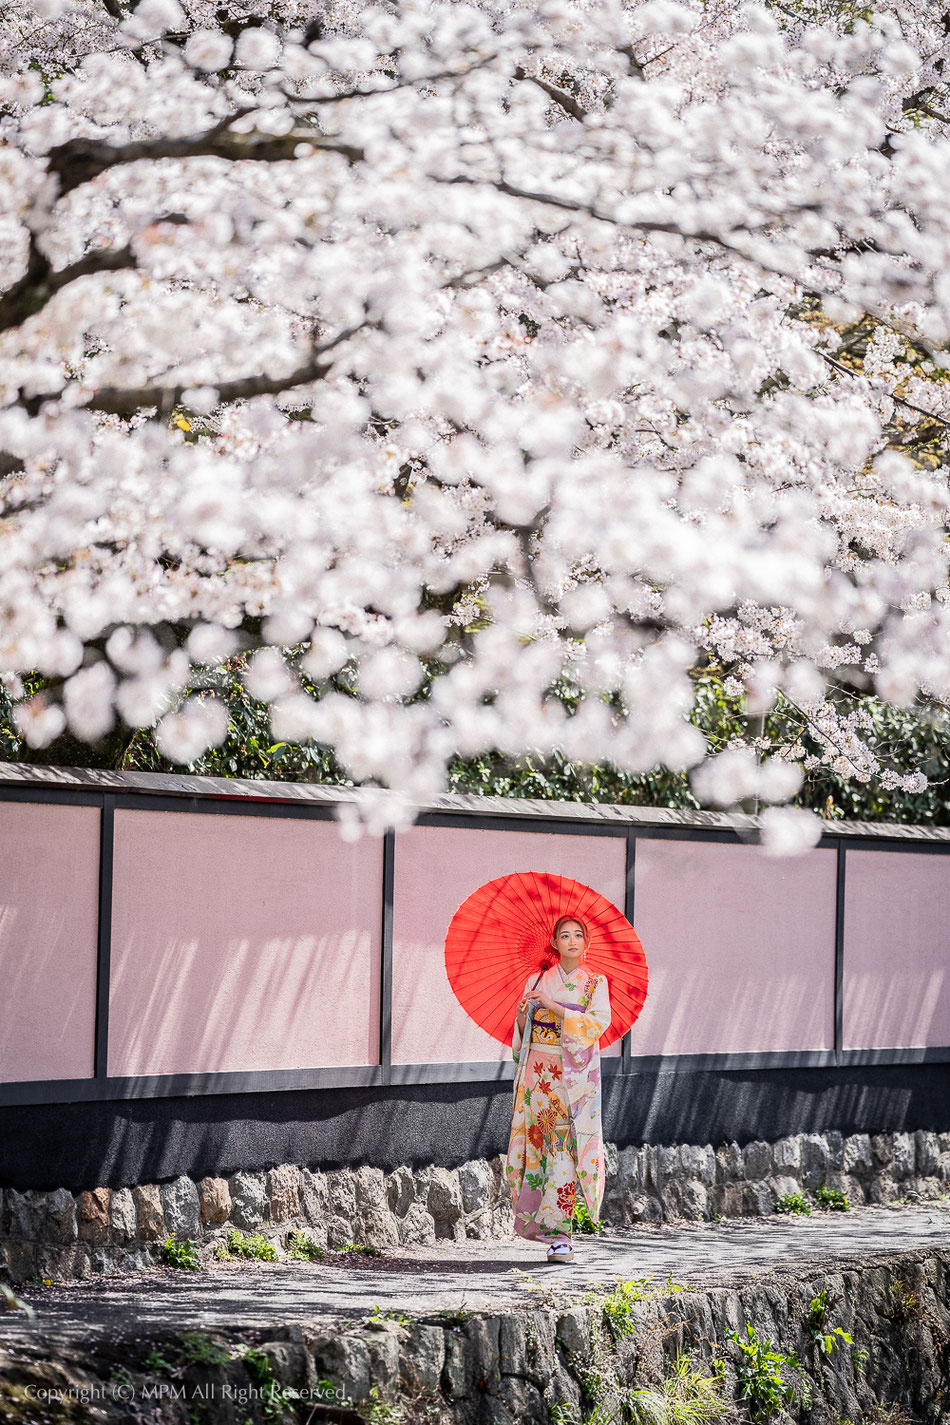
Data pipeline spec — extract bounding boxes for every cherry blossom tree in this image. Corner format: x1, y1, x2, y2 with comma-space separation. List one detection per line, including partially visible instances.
2, 0, 949, 850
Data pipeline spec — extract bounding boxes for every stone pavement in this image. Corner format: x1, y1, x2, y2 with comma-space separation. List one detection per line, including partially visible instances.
1, 1200, 947, 1353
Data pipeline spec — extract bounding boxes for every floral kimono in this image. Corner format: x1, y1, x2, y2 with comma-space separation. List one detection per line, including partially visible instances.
505, 962, 611, 1242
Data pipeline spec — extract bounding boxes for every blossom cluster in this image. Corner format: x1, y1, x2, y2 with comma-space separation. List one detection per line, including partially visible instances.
1, 0, 949, 853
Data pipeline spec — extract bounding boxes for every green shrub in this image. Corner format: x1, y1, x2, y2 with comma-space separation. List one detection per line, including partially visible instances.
177, 1333, 231, 1366
161, 1237, 200, 1270
218, 1229, 277, 1261
725, 1323, 807, 1421
815, 1184, 850, 1211
773, 1191, 813, 1216
241, 1347, 296, 1423
572, 1199, 604, 1235
286, 1230, 325, 1261
805, 1290, 854, 1355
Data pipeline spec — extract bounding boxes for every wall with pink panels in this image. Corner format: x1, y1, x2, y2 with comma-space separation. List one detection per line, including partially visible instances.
108, 810, 383, 1076
629, 838, 838, 1056
843, 849, 950, 1050
391, 825, 627, 1063
0, 802, 100, 1082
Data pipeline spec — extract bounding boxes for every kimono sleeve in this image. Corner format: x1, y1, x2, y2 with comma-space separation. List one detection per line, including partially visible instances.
511, 977, 532, 1063
562, 973, 611, 1050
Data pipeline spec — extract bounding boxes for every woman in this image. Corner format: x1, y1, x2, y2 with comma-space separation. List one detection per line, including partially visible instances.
505, 915, 611, 1263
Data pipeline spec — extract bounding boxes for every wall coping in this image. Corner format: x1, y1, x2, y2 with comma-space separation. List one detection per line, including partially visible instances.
1, 759, 948, 842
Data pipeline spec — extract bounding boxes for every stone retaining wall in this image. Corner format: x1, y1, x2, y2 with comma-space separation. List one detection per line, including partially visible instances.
3, 1245, 949, 1423
3, 1129, 949, 1285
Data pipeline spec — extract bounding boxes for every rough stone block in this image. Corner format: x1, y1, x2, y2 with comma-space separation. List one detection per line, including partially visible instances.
160, 1176, 200, 1239
362, 1331, 400, 1407
601, 1185, 634, 1228
868, 1174, 899, 1205
387, 1166, 415, 1218
742, 1140, 773, 1180
399, 1323, 445, 1394
300, 1169, 328, 1223
843, 1134, 873, 1176
35, 1245, 80, 1281
773, 1135, 802, 1173
498, 1314, 528, 1379
679, 1144, 715, 1185
354, 1165, 387, 1211
326, 1215, 354, 1248
5, 1189, 45, 1239
78, 1188, 111, 1247
709, 1183, 743, 1218
2, 1239, 35, 1283
266, 1165, 301, 1223
356, 1207, 400, 1251
937, 1152, 950, 1184
45, 1188, 78, 1245
892, 1132, 915, 1180
871, 1134, 894, 1167
769, 1175, 800, 1203
825, 1130, 844, 1169
626, 1193, 664, 1223
655, 1144, 677, 1187
199, 1177, 231, 1224
556, 1307, 592, 1360
229, 1171, 267, 1230
742, 1182, 773, 1216
915, 1130, 940, 1176
915, 1176, 944, 1200
312, 1333, 371, 1406
459, 1159, 493, 1215
441, 1333, 468, 1401
674, 1179, 708, 1220
110, 1188, 137, 1244
398, 1202, 437, 1245
715, 1142, 743, 1183
327, 1169, 357, 1220
427, 1167, 463, 1234
801, 1134, 830, 1189
133, 1185, 165, 1241
614, 1145, 641, 1194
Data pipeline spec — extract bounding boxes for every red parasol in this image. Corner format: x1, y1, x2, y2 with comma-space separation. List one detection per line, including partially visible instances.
443, 871, 647, 1051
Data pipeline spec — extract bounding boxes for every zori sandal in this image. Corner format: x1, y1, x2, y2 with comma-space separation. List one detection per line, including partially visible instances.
546, 1241, 575, 1263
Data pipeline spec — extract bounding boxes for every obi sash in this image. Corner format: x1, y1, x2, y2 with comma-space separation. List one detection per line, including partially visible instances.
530, 1012, 561, 1046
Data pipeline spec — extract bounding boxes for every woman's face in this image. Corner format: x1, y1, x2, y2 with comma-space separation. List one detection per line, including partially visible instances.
554, 920, 586, 962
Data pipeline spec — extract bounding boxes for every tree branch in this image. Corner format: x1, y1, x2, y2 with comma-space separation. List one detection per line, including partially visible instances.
46, 126, 364, 196
0, 240, 136, 334
22, 319, 373, 418
513, 66, 587, 122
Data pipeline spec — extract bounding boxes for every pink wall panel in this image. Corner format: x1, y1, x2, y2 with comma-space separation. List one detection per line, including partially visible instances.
843, 849, 950, 1049
630, 839, 837, 1056
0, 802, 100, 1082
109, 810, 382, 1075
392, 827, 627, 1063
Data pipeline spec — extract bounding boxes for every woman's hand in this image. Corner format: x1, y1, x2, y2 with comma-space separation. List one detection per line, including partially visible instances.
533, 991, 565, 1021
516, 997, 530, 1033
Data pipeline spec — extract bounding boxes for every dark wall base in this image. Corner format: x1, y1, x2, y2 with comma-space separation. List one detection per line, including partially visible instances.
1, 1063, 948, 1192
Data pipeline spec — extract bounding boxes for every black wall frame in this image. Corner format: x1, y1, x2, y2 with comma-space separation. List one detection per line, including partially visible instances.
2, 776, 949, 1110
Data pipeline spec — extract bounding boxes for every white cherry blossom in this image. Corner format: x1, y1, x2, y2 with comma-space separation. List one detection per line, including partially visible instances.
1, 0, 949, 853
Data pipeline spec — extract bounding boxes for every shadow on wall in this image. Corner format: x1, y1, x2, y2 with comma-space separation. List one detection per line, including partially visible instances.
107, 809, 384, 1077
0, 1065, 948, 1192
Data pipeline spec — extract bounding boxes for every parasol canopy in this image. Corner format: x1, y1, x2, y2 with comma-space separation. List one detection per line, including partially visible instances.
443, 871, 648, 1050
